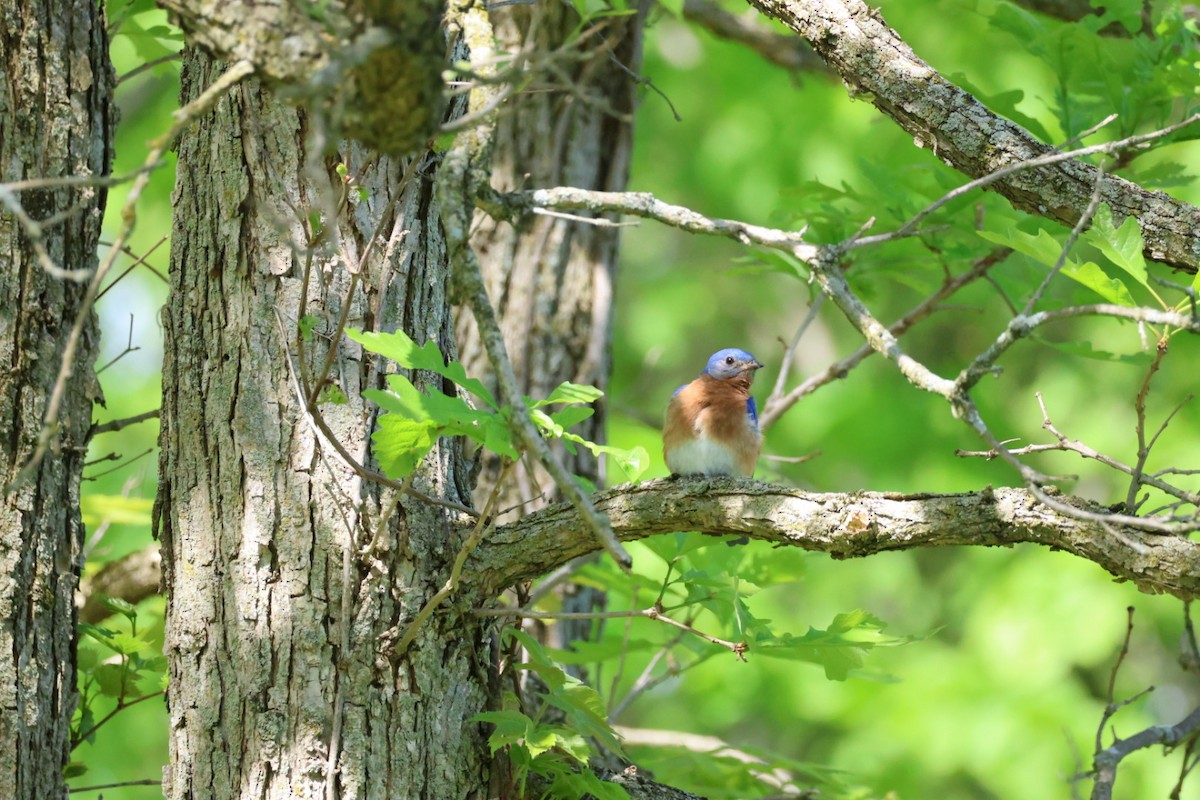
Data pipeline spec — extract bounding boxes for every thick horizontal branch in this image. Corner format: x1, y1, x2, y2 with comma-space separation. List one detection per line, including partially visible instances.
470, 478, 1200, 600
745, 0, 1200, 272
77, 545, 161, 624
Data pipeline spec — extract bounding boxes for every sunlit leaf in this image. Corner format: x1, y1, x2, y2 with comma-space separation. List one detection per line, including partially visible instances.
348, 328, 497, 408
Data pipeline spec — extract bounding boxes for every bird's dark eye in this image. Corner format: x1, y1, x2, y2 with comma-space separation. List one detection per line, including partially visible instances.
725, 356, 735, 365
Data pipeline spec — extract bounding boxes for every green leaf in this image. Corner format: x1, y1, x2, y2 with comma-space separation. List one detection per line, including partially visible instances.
1031, 336, 1154, 364
481, 415, 520, 460
93, 663, 129, 697
298, 314, 320, 341
549, 405, 595, 430
473, 709, 533, 754
603, 444, 649, 482
77, 643, 99, 671
79, 623, 116, 644
1085, 205, 1149, 290
977, 227, 1135, 306
317, 383, 348, 405
347, 328, 497, 408
536, 381, 605, 406
755, 609, 915, 680
524, 723, 563, 758
369, 413, 438, 478
99, 595, 138, 625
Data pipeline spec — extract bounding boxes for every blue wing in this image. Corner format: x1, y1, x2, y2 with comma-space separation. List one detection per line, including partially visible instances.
746, 396, 759, 428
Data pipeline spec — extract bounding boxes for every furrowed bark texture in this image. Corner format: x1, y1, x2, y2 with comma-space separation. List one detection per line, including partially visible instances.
157, 50, 491, 800
460, 2, 644, 517
0, 2, 113, 797
746, 0, 1200, 272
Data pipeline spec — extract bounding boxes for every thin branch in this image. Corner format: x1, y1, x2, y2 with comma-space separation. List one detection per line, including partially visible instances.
95, 314, 141, 374
394, 461, 514, 657
1021, 162, 1108, 315
760, 248, 1008, 427
957, 393, 1200, 508
766, 293, 824, 409
1092, 706, 1200, 800
89, 409, 161, 438
82, 448, 154, 481
116, 52, 183, 86
474, 604, 748, 659
1125, 339, 1169, 511
681, 0, 828, 73
69, 779, 162, 794
71, 690, 165, 749
95, 234, 169, 301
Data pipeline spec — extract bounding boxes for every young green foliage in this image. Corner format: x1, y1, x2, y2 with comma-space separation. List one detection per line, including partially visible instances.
347, 328, 647, 483
72, 598, 167, 759
473, 628, 629, 800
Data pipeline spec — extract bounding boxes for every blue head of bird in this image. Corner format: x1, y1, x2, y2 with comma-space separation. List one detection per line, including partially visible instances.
703, 348, 764, 381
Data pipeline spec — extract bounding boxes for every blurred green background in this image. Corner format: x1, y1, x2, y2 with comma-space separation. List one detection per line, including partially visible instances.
80, 0, 1200, 797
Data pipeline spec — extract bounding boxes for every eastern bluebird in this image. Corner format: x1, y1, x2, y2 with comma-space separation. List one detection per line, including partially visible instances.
662, 348, 764, 477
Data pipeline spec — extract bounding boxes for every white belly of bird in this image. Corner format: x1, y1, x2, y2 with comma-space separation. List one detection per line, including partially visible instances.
664, 437, 741, 476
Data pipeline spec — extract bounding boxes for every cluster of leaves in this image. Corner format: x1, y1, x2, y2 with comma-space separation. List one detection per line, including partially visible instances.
475, 629, 630, 800
107, 0, 183, 65
508, 533, 919, 797
990, 0, 1200, 148
68, 597, 167, 778
981, 202, 1200, 311
346, 329, 648, 486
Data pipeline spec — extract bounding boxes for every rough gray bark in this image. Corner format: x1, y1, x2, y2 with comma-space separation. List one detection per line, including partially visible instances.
156, 50, 489, 800
746, 0, 1200, 272
0, 2, 113, 798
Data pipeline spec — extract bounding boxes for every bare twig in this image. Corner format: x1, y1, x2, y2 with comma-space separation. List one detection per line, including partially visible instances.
760, 247, 1008, 427
1022, 163, 1108, 315
95, 315, 141, 374
958, 393, 1200, 509
89, 409, 161, 438
96, 235, 169, 301
1125, 339, 1169, 512
69, 779, 163, 793
681, 0, 828, 73
474, 604, 749, 659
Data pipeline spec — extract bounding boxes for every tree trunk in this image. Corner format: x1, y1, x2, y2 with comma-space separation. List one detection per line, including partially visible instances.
460, 1, 645, 514
0, 2, 113, 798
157, 51, 491, 799
457, 1, 646, 660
